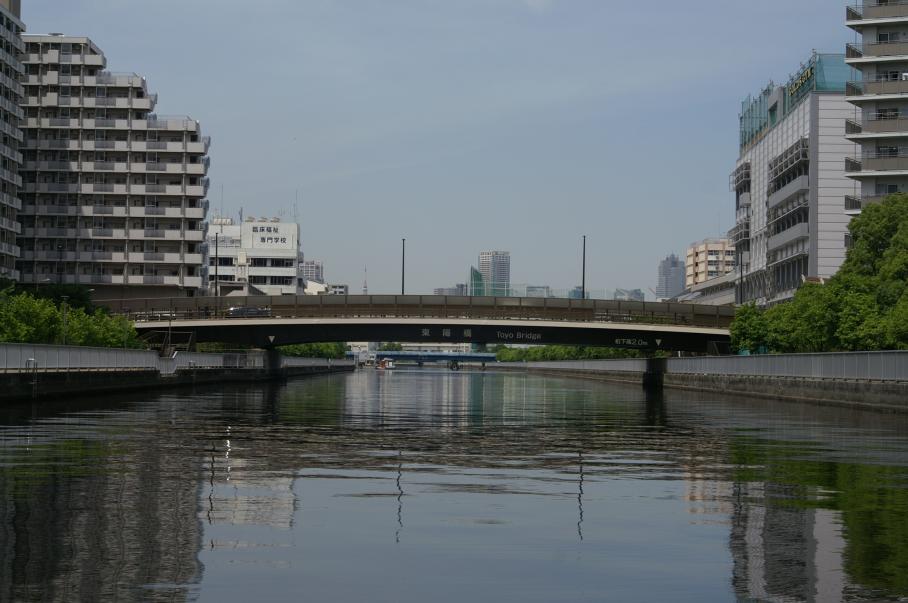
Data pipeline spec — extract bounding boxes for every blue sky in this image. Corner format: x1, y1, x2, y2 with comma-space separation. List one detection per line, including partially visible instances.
25, 0, 850, 295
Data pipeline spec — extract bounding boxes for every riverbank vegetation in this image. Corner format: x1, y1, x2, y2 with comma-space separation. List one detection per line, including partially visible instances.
493, 345, 643, 362
0, 285, 142, 347
730, 194, 908, 353
279, 342, 348, 359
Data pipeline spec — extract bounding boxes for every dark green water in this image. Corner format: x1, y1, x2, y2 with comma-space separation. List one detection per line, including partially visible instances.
1, 369, 907, 602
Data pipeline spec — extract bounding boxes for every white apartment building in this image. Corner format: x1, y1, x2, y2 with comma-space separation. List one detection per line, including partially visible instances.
685, 238, 735, 288
0, 2, 23, 281
208, 217, 302, 296
18, 34, 210, 298
478, 250, 510, 296
730, 52, 852, 305
300, 259, 324, 284
844, 3, 908, 211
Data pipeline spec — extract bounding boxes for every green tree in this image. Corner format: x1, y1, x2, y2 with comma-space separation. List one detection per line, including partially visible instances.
279, 342, 347, 359
729, 193, 908, 352
729, 303, 767, 353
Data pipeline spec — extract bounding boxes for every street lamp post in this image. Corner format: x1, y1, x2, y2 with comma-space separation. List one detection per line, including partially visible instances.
401, 238, 406, 295
61, 295, 69, 346
581, 235, 587, 300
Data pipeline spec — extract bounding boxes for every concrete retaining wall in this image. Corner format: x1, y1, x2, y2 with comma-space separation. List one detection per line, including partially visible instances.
493, 355, 908, 413
663, 373, 908, 413
1, 364, 355, 404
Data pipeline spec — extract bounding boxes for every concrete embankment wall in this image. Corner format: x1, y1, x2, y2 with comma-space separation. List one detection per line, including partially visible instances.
495, 352, 908, 413
2, 365, 355, 403
0, 343, 355, 404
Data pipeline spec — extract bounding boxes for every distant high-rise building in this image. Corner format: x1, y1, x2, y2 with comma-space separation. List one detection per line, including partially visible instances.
686, 238, 735, 288
300, 259, 324, 283
656, 253, 686, 300
613, 288, 645, 302
0, 1, 22, 282
478, 250, 510, 296
525, 285, 552, 298
18, 34, 210, 298
568, 286, 589, 300
469, 266, 485, 296
434, 283, 467, 296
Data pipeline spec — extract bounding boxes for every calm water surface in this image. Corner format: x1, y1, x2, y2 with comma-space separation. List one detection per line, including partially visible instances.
1, 369, 908, 602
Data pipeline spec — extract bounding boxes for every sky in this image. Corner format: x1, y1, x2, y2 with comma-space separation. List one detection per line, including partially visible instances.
24, 0, 850, 296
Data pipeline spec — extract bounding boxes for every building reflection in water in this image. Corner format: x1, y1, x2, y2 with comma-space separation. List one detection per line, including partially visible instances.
0, 371, 906, 601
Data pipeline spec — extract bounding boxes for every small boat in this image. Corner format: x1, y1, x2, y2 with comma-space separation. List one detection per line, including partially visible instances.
376, 359, 395, 370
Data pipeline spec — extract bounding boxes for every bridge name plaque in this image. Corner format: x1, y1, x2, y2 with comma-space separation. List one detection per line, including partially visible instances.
494, 330, 543, 342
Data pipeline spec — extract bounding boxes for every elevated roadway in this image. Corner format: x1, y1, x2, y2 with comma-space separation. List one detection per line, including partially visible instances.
99, 294, 734, 353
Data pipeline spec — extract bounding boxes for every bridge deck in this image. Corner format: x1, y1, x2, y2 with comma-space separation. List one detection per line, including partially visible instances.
100, 294, 734, 329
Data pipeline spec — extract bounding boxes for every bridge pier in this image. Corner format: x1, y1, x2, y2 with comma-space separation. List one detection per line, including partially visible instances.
642, 356, 665, 393
264, 348, 283, 379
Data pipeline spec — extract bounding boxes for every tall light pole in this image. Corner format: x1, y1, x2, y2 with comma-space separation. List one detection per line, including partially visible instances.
214, 233, 219, 298
581, 235, 587, 300
61, 295, 69, 346
401, 238, 406, 295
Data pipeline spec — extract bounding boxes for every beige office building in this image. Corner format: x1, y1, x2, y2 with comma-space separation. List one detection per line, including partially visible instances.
0, 1, 23, 281
686, 238, 735, 288
18, 34, 210, 298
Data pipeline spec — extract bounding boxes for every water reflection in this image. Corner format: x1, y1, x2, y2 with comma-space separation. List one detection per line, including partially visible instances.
0, 370, 905, 602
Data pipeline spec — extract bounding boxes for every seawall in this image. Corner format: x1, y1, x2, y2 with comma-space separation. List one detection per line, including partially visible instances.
493, 352, 908, 413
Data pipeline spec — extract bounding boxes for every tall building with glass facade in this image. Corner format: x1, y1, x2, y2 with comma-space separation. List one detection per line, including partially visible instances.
478, 250, 510, 296
730, 53, 852, 305
655, 253, 685, 300
0, 1, 23, 282
18, 34, 209, 298
844, 2, 908, 211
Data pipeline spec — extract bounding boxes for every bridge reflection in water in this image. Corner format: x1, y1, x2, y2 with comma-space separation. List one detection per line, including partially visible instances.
1, 371, 906, 601
98, 294, 734, 353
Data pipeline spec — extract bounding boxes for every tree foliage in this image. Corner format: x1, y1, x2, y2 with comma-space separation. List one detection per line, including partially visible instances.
0, 287, 142, 347
279, 342, 348, 359
494, 345, 643, 362
730, 194, 908, 353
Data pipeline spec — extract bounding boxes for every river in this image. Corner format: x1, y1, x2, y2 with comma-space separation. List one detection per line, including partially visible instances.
1, 369, 907, 602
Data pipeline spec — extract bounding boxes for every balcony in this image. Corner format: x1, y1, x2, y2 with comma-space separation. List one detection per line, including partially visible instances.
847, 78, 908, 98
768, 222, 809, 253
846, 149, 908, 173
767, 175, 809, 209
847, 1, 908, 24
128, 275, 181, 286
849, 113, 908, 137
846, 40, 908, 62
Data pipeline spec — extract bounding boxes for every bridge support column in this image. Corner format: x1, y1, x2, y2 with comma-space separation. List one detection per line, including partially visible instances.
642, 356, 665, 393
264, 348, 283, 379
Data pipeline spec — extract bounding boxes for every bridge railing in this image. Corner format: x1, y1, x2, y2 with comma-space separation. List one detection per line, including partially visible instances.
98, 294, 735, 328
666, 351, 908, 381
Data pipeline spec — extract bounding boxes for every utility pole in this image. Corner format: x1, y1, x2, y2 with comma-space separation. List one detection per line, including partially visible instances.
581, 235, 587, 300
214, 233, 219, 298
401, 238, 406, 295
61, 295, 69, 346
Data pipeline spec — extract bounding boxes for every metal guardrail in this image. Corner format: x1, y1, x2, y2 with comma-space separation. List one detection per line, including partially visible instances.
0, 344, 269, 374
511, 359, 649, 373
0, 343, 159, 372
666, 352, 908, 381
